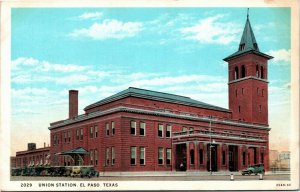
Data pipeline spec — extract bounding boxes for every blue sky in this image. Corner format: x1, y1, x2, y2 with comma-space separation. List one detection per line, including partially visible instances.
11, 8, 291, 154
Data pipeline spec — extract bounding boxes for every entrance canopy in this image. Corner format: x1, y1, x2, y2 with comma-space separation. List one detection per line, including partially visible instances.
60, 147, 89, 155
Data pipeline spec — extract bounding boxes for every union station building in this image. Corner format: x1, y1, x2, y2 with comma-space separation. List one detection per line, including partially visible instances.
15, 15, 272, 173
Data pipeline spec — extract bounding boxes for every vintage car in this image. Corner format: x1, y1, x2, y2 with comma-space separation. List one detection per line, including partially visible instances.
80, 166, 99, 178
242, 163, 265, 175
70, 166, 81, 177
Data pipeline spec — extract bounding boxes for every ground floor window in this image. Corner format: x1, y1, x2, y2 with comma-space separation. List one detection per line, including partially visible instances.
190, 149, 195, 165
158, 148, 163, 165
242, 152, 246, 165
199, 149, 204, 164
106, 148, 109, 165
94, 149, 98, 165
140, 147, 145, 165
222, 151, 226, 165
90, 150, 93, 165
131, 147, 136, 165
261, 152, 264, 164
166, 148, 171, 165
112, 147, 115, 165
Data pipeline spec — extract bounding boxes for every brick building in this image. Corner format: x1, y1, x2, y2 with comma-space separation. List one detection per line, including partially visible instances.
47, 15, 272, 173
15, 143, 50, 168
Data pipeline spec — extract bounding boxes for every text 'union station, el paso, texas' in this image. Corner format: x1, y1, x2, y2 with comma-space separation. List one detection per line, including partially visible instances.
14, 14, 273, 173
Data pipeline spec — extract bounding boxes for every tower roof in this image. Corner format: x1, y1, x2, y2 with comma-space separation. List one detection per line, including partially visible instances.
223, 11, 273, 61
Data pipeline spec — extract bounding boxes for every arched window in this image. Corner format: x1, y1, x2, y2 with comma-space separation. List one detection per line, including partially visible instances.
190, 149, 195, 165
234, 66, 239, 80
256, 65, 259, 77
260, 66, 264, 79
241, 65, 246, 78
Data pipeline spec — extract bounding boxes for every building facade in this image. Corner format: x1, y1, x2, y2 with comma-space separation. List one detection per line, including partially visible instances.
47, 15, 272, 172
15, 143, 50, 168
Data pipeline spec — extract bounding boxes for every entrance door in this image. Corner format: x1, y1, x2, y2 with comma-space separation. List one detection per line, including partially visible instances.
175, 144, 187, 171
228, 145, 238, 171
207, 144, 218, 172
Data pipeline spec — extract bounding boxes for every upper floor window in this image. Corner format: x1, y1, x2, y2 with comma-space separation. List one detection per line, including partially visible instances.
260, 66, 264, 79
234, 66, 239, 80
95, 126, 98, 138
94, 149, 98, 165
166, 125, 171, 138
262, 89, 265, 97
189, 128, 194, 134
256, 65, 259, 77
111, 122, 115, 135
68, 131, 71, 142
105, 147, 109, 165
130, 121, 136, 135
76, 129, 79, 140
80, 128, 83, 140
158, 124, 163, 137
238, 106, 241, 113
106, 123, 109, 136
64, 132, 67, 143
90, 126, 93, 138
241, 65, 246, 78
140, 122, 145, 136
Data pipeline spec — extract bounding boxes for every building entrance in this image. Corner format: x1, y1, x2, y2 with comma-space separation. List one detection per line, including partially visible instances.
207, 144, 218, 172
228, 145, 238, 171
175, 144, 187, 171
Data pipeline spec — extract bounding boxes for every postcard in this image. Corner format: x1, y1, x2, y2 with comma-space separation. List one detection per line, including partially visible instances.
0, 0, 299, 191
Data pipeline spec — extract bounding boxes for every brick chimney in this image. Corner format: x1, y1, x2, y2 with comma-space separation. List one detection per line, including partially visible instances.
69, 90, 78, 119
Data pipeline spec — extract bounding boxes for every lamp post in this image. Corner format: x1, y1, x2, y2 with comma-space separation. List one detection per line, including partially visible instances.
209, 115, 212, 175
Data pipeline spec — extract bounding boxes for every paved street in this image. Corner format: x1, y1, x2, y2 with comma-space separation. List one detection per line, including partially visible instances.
11, 174, 290, 181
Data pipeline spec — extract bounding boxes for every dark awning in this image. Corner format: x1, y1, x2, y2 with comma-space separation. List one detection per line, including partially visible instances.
60, 147, 89, 155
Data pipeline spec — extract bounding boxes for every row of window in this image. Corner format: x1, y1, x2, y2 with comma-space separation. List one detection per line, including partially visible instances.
238, 105, 263, 113
130, 147, 172, 166
130, 121, 172, 138
235, 88, 265, 97
233, 65, 265, 80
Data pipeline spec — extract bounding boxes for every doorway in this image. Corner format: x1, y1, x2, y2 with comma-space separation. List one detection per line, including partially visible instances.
175, 144, 187, 171
228, 145, 238, 171
207, 144, 218, 172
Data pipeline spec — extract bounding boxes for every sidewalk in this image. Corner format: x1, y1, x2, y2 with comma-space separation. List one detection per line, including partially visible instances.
99, 171, 290, 177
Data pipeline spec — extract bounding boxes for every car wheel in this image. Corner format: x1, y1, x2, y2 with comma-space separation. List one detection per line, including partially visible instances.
248, 171, 252, 176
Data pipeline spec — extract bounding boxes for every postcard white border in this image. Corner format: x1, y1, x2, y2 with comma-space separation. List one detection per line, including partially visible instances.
1, 0, 299, 191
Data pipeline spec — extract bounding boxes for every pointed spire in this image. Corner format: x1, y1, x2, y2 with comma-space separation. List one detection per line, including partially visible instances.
238, 9, 259, 52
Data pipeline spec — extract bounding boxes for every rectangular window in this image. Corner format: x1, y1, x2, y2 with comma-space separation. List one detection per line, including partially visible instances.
68, 131, 71, 142
76, 129, 79, 140
243, 152, 246, 165
90, 126, 93, 138
238, 106, 241, 113
158, 148, 163, 165
140, 147, 145, 165
112, 147, 115, 165
222, 151, 226, 165
166, 148, 171, 165
140, 122, 145, 136
106, 123, 109, 136
111, 121, 115, 135
235, 89, 238, 97
259, 105, 262, 112
95, 126, 98, 138
90, 150, 93, 165
106, 147, 109, 165
80, 128, 83, 140
261, 153, 264, 164
158, 124, 163, 137
262, 89, 265, 97
64, 132, 67, 143
94, 149, 98, 165
166, 125, 171, 138
199, 149, 204, 164
130, 121, 136, 135
130, 147, 136, 165
242, 88, 244, 95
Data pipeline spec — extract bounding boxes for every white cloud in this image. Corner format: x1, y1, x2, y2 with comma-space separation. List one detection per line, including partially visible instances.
77, 12, 103, 20
179, 14, 241, 45
267, 49, 291, 64
69, 19, 143, 40
12, 87, 49, 97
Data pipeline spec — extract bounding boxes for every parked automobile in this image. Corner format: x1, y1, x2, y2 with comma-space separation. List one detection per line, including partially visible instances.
80, 166, 99, 178
242, 163, 265, 175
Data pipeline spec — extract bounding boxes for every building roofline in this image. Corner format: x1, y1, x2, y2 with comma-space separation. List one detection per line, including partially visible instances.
49, 106, 270, 131
84, 87, 229, 112
16, 147, 51, 155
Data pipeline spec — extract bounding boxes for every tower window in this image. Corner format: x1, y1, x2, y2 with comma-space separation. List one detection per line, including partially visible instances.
260, 66, 264, 79
239, 43, 245, 51
256, 65, 259, 77
241, 65, 246, 78
242, 88, 244, 95
262, 89, 265, 97
235, 89, 238, 97
238, 106, 241, 113
257, 88, 259, 95
259, 105, 262, 112
234, 66, 239, 80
